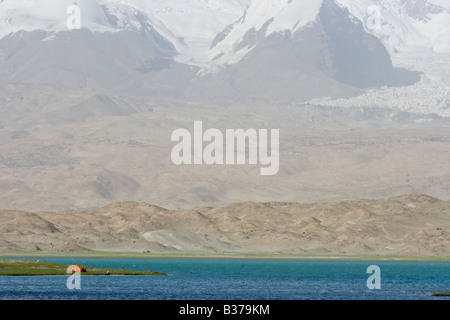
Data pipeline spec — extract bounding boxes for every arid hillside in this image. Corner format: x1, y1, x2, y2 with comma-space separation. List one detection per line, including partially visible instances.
0, 193, 448, 258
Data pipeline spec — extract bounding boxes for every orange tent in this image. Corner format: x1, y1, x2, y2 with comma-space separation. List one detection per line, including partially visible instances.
69, 264, 87, 273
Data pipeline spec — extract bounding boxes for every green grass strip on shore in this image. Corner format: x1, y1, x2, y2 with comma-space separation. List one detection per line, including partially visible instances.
0, 259, 166, 276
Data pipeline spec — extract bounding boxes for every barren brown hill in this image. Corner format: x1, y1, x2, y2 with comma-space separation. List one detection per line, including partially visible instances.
0, 194, 449, 258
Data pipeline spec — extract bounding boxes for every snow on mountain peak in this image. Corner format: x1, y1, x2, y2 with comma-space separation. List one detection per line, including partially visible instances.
208, 0, 324, 67
0, 0, 449, 69
0, 0, 112, 37
107, 0, 250, 67
336, 0, 450, 55
206, 0, 450, 69
0, 0, 249, 68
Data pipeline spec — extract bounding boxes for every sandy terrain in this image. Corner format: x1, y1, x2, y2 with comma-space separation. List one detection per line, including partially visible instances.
1, 98, 450, 213
0, 193, 448, 258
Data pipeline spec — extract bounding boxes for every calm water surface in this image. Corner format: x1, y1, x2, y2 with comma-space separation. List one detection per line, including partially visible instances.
0, 258, 449, 300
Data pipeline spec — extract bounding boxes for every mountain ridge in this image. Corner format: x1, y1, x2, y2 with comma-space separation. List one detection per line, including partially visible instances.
0, 0, 423, 102
1, 0, 449, 69
0, 193, 448, 257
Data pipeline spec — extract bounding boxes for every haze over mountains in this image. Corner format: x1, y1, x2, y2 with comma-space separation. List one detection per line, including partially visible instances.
0, 0, 449, 213
0, 0, 448, 101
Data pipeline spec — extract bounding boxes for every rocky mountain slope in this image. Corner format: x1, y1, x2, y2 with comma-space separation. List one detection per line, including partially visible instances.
1, 1, 449, 214
1, 194, 448, 257
1, 0, 444, 102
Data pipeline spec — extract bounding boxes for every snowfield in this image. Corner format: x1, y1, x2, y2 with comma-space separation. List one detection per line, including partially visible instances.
307, 55, 450, 117
336, 0, 450, 55
1, 0, 449, 64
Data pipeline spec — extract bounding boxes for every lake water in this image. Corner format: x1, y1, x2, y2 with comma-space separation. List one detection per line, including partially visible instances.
0, 258, 449, 300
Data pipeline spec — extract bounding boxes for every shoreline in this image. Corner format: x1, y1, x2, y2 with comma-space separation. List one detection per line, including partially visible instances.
1, 251, 449, 262
0, 259, 166, 276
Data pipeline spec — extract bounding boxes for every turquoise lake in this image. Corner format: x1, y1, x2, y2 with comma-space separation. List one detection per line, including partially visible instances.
0, 258, 449, 300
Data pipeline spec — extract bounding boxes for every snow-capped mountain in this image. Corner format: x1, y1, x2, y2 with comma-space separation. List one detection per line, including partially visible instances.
1, 1, 450, 216
0, 0, 449, 104
0, 0, 187, 91
337, 0, 450, 55
0, 0, 113, 36
194, 0, 398, 103
209, 0, 450, 67
111, 0, 250, 67
1, 0, 449, 67
208, 0, 325, 67
0, 0, 249, 68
